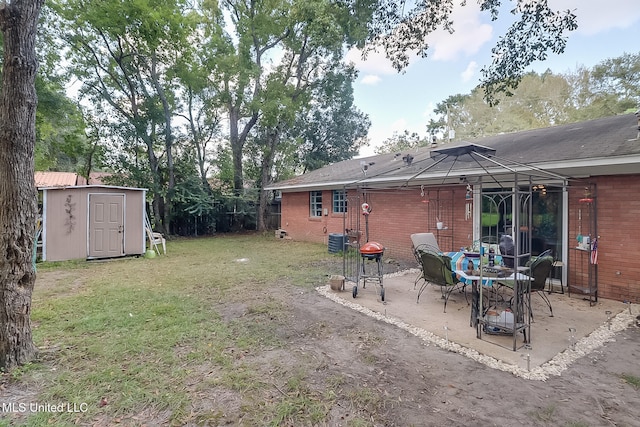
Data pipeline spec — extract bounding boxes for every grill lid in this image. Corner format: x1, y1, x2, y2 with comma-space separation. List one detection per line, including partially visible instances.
360, 241, 384, 255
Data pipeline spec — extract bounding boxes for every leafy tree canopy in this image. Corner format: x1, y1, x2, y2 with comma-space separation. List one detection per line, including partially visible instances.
361, 0, 577, 104
413, 53, 640, 146
375, 130, 429, 155
35, 77, 91, 172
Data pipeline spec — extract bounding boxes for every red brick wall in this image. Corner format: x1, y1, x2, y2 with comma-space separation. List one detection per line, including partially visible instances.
281, 186, 474, 262
281, 190, 348, 246
281, 176, 640, 303
569, 175, 640, 303
353, 187, 474, 261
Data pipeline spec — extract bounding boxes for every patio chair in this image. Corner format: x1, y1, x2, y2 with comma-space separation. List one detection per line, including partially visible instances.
527, 255, 554, 317
147, 230, 166, 255
503, 255, 554, 320
410, 233, 440, 252
548, 259, 565, 294
536, 248, 553, 259
417, 249, 464, 312
411, 233, 441, 288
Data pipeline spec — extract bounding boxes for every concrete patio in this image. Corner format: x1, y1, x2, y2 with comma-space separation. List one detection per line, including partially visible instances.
317, 269, 638, 380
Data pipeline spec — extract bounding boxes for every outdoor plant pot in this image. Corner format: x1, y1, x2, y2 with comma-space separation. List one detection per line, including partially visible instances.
329, 275, 344, 291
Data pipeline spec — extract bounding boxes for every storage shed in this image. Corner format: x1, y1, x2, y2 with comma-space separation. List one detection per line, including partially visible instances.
39, 185, 147, 261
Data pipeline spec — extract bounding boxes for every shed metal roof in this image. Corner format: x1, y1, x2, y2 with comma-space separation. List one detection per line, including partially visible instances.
34, 171, 78, 188
35, 171, 114, 189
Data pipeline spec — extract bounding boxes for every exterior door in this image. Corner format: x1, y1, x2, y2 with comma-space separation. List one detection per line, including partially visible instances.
89, 194, 124, 258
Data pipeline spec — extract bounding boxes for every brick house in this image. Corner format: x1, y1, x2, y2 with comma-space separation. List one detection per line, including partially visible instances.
266, 113, 640, 303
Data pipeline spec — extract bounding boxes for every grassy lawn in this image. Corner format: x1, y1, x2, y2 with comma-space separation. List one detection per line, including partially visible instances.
4, 234, 640, 426
6, 234, 343, 426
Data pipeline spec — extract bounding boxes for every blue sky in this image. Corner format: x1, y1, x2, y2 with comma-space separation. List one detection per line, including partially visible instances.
346, 0, 640, 156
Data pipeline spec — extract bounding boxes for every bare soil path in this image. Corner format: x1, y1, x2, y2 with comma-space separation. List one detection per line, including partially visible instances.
270, 283, 640, 426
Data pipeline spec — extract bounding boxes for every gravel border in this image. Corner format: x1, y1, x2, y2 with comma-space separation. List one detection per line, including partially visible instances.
317, 270, 637, 381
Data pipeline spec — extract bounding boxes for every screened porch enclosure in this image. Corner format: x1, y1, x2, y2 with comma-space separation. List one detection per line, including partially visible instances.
340, 144, 570, 350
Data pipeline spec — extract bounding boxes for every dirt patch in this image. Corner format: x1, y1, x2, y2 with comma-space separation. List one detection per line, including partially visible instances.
183, 281, 640, 426
270, 286, 640, 426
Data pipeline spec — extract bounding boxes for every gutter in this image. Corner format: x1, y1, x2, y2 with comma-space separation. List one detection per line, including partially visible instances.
263, 180, 358, 192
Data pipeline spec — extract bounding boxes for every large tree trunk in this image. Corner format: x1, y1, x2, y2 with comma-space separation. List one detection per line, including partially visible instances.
0, 0, 44, 369
228, 103, 259, 195
185, 87, 212, 193
141, 133, 165, 233
257, 128, 280, 231
257, 163, 273, 232
151, 51, 175, 233
228, 106, 245, 194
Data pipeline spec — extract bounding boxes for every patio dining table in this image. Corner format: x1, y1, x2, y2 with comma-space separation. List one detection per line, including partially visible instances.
446, 251, 503, 287
448, 252, 531, 328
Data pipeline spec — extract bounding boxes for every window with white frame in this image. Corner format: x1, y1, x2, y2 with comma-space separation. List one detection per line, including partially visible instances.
310, 191, 323, 217
332, 190, 347, 213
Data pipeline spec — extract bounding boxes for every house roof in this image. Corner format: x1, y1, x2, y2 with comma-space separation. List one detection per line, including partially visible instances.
266, 113, 640, 191
76, 172, 112, 185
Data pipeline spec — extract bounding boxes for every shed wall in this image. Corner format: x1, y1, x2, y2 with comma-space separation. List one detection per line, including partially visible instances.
43, 187, 145, 261
43, 188, 88, 261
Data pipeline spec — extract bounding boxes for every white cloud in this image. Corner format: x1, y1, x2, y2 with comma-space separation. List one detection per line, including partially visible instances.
422, 102, 437, 119
427, 4, 493, 62
347, 1, 640, 75
390, 118, 409, 132
357, 124, 387, 157
361, 74, 382, 85
460, 61, 478, 83
549, 0, 640, 36
344, 47, 398, 76
345, 2, 493, 76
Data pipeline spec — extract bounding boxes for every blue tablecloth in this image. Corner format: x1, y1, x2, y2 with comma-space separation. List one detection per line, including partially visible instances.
447, 251, 503, 268
446, 251, 503, 286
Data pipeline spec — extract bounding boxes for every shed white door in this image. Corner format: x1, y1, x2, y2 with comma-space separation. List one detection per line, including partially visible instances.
89, 194, 124, 258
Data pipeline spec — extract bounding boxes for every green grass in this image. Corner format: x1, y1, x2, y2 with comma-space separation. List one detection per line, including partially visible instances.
528, 403, 556, 423
11, 234, 344, 426
269, 370, 328, 426
620, 373, 640, 389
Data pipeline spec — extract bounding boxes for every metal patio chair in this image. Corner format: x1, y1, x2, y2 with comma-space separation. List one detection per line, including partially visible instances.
410, 233, 441, 288
416, 249, 464, 312
501, 255, 554, 320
